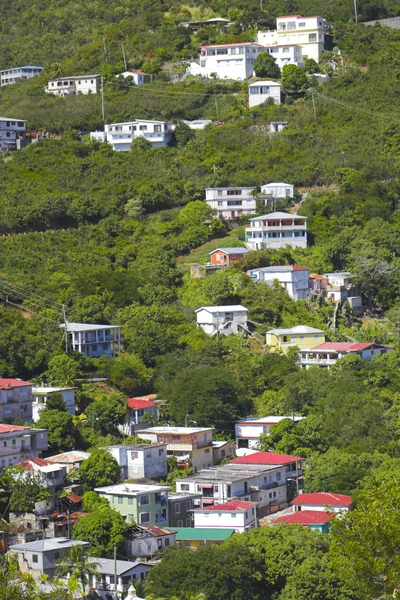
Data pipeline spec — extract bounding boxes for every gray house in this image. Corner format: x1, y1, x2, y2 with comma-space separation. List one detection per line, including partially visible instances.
9, 537, 89, 578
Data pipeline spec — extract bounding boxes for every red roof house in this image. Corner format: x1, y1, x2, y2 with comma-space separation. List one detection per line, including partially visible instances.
230, 451, 303, 466
194, 500, 257, 532
273, 509, 336, 532
292, 492, 353, 512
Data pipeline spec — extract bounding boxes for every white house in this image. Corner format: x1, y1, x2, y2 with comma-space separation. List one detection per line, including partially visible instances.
182, 119, 212, 130
0, 379, 33, 424
0, 66, 43, 86
195, 305, 249, 336
190, 42, 263, 80
121, 395, 158, 435
235, 416, 304, 450
292, 492, 353, 513
247, 265, 309, 300
32, 386, 75, 421
106, 444, 168, 481
269, 121, 288, 133
0, 424, 48, 469
257, 15, 326, 62
248, 81, 281, 108
193, 500, 257, 532
205, 187, 257, 219
89, 557, 153, 597
261, 182, 294, 198
245, 212, 307, 251
17, 458, 66, 499
176, 463, 288, 515
90, 119, 173, 150
261, 43, 303, 68
119, 71, 146, 85
45, 74, 100, 96
230, 451, 304, 483
124, 524, 176, 558
9, 538, 89, 578
298, 342, 393, 369
135, 426, 214, 473
60, 322, 121, 358
0, 117, 28, 151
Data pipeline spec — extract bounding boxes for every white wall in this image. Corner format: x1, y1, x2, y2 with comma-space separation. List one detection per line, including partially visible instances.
194, 509, 256, 532
249, 84, 281, 108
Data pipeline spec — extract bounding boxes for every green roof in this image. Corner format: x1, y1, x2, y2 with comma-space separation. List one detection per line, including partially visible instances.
167, 528, 235, 542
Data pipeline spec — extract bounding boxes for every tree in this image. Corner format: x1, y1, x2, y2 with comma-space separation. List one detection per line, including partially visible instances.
158, 365, 249, 431
35, 409, 75, 452
96, 354, 152, 396
303, 58, 320, 74
1, 466, 51, 514
85, 391, 128, 437
72, 506, 126, 557
174, 121, 195, 146
57, 545, 99, 599
253, 52, 281, 79
78, 449, 121, 492
330, 479, 400, 600
44, 354, 82, 386
46, 392, 67, 412
281, 64, 309, 94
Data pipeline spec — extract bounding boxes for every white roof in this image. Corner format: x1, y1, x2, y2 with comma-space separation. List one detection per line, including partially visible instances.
267, 325, 324, 335
88, 557, 152, 576
0, 117, 27, 123
212, 440, 231, 448
9, 538, 88, 552
107, 119, 167, 126
248, 80, 281, 87
238, 415, 304, 424
60, 322, 120, 332
95, 483, 170, 496
137, 426, 213, 435
195, 305, 248, 313
262, 182, 293, 187
249, 212, 306, 220
32, 386, 75, 394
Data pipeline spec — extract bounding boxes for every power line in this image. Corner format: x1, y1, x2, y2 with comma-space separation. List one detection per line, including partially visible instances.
311, 89, 400, 123
0, 279, 63, 310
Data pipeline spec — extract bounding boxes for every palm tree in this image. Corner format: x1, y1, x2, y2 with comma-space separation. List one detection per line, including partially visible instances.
57, 545, 99, 599
50, 62, 63, 79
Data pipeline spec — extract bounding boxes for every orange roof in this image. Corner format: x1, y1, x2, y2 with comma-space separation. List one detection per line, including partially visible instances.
309, 273, 327, 280
0, 424, 30, 434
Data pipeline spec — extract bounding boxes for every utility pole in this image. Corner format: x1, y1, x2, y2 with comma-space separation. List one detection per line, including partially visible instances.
62, 304, 68, 353
397, 309, 400, 352
67, 509, 71, 539
260, 0, 263, 10
353, 0, 358, 22
311, 91, 317, 119
121, 42, 127, 71
103, 38, 108, 64
215, 96, 219, 120
101, 77, 105, 123
114, 545, 118, 599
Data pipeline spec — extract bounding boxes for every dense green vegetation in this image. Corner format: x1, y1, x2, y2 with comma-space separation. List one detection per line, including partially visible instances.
1, 3, 400, 598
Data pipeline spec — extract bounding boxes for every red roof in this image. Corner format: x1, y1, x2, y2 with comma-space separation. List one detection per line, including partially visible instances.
0, 424, 30, 434
18, 457, 52, 470
0, 379, 32, 389
274, 510, 336, 525
196, 501, 256, 512
230, 451, 303, 466
141, 524, 175, 537
292, 492, 353, 507
311, 342, 385, 352
128, 397, 157, 409
67, 492, 83, 503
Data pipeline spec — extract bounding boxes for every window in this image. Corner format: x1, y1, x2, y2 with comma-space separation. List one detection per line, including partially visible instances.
118, 496, 123, 504
175, 503, 181, 514
139, 125, 147, 131
260, 86, 269, 94
91, 344, 97, 352
276, 472, 281, 481
287, 21, 296, 29
227, 200, 242, 206
140, 513, 150, 524
154, 125, 162, 132
128, 497, 133, 505
250, 87, 259, 94
204, 513, 209, 518
181, 484, 190, 491
12, 440, 16, 446
298, 22, 306, 27
32, 555, 38, 563
245, 512, 248, 519
231, 513, 237, 518
227, 190, 241, 195
54, 552, 60, 560
165, 537, 170, 547
206, 49, 216, 56
18, 122, 24, 127
216, 48, 228, 55
282, 48, 290, 53
309, 33, 317, 42
218, 200, 223, 207
186, 500, 191, 510
273, 492, 276, 498
90, 80, 94, 83
3, 442, 6, 447
204, 448, 210, 455
200, 60, 206, 67
252, 508, 255, 515
159, 449, 164, 456
139, 495, 150, 506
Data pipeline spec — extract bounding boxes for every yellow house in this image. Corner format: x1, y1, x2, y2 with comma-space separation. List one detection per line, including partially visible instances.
266, 325, 326, 352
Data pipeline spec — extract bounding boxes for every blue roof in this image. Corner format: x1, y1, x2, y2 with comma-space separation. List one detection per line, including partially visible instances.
20, 66, 43, 69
